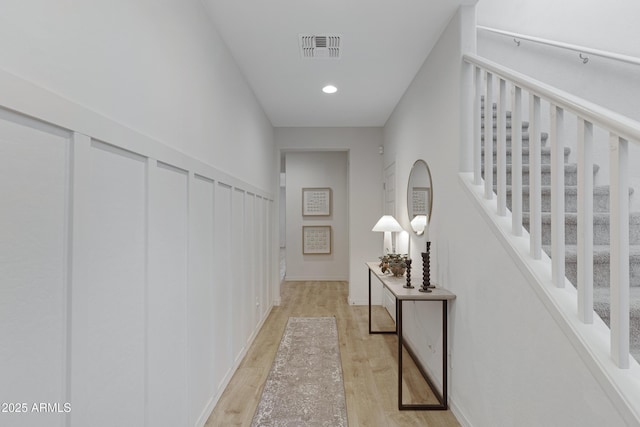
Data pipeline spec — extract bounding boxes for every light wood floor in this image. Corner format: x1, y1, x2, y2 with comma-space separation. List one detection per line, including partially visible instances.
206, 281, 460, 427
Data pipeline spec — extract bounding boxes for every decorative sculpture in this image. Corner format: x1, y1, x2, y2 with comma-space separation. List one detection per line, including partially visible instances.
404, 258, 413, 288
419, 241, 432, 293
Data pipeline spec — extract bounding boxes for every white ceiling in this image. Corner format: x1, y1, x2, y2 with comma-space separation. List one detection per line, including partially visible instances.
202, 1, 475, 127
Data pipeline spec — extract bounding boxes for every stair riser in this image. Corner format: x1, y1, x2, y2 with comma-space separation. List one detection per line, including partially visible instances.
481, 135, 533, 148
482, 149, 570, 165
563, 256, 640, 288
481, 133, 549, 147
481, 111, 515, 121
525, 220, 640, 245
481, 123, 530, 133
507, 191, 612, 213
481, 124, 531, 133
490, 168, 587, 186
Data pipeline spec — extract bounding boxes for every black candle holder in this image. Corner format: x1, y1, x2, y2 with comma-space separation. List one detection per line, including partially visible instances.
404, 258, 413, 288
419, 241, 432, 293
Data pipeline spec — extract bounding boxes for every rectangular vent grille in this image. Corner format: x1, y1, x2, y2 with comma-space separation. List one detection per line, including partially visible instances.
299, 34, 341, 59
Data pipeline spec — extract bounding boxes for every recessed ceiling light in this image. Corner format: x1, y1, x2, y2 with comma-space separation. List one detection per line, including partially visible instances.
322, 85, 338, 94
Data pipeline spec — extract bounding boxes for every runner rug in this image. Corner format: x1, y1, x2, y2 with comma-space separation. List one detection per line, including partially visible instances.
251, 317, 348, 426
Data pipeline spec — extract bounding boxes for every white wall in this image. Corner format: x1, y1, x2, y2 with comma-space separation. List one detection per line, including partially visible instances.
475, 27, 640, 122
477, 0, 640, 58
383, 6, 628, 426
0, 1, 277, 426
0, 0, 274, 190
285, 151, 349, 281
276, 128, 384, 304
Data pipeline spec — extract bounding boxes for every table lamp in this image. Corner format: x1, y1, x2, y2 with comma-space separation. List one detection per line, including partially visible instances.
372, 215, 403, 254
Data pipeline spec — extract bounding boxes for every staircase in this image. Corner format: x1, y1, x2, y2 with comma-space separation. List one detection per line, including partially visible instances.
481, 101, 640, 362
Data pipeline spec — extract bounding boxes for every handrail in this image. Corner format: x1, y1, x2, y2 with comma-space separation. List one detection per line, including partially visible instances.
477, 25, 640, 67
463, 53, 640, 143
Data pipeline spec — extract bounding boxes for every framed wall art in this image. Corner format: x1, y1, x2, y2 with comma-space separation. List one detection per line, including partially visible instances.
411, 187, 430, 217
302, 187, 332, 216
302, 226, 332, 254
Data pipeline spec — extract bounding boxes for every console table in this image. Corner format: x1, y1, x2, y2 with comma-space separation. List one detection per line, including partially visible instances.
366, 261, 456, 410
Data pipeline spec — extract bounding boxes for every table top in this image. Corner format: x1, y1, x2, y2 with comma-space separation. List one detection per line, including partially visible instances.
366, 262, 456, 301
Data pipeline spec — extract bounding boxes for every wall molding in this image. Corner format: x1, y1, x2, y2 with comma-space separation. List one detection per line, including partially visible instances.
0, 66, 273, 200
0, 65, 276, 427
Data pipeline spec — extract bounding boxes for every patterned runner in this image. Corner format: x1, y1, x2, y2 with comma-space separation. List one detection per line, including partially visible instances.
251, 317, 348, 426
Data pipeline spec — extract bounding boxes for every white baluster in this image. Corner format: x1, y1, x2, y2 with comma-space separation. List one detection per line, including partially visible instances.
577, 118, 594, 323
497, 78, 507, 216
474, 66, 483, 185
551, 105, 565, 287
529, 94, 542, 259
462, 58, 475, 178
511, 85, 523, 236
610, 133, 630, 369
484, 71, 494, 200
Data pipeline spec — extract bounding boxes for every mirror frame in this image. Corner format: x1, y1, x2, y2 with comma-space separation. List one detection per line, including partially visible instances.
406, 159, 433, 236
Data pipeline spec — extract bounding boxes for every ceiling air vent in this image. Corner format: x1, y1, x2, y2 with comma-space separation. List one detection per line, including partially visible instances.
299, 34, 341, 59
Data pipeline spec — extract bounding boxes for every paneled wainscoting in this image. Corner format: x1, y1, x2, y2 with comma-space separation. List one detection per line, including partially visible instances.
0, 106, 274, 427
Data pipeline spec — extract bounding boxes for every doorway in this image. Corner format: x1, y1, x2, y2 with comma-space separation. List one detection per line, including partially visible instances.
280, 150, 349, 282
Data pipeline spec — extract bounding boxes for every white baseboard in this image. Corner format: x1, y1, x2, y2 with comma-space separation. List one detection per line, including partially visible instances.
449, 397, 473, 427
195, 301, 274, 426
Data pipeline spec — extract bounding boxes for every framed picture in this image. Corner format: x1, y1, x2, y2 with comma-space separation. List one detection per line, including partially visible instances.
302, 187, 332, 216
302, 226, 332, 254
411, 187, 430, 217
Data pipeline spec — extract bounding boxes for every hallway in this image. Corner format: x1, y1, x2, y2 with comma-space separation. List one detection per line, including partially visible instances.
206, 281, 460, 426
2, 1, 639, 425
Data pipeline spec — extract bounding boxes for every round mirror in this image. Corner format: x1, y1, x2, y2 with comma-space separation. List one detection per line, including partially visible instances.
407, 160, 433, 235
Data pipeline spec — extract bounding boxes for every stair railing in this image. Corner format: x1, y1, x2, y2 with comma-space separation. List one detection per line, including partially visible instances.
464, 53, 640, 369
477, 26, 640, 67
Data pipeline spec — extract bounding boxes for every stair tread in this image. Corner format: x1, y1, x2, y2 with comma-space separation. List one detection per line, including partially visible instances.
487, 163, 599, 173
481, 132, 549, 140
523, 211, 640, 221
483, 145, 571, 154
553, 244, 640, 260
481, 146, 568, 154
481, 146, 571, 161
501, 184, 629, 194
594, 285, 640, 297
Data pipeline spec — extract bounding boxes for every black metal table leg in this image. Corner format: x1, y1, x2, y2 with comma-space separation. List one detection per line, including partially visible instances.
398, 299, 403, 409
368, 268, 397, 335
397, 300, 448, 410
442, 300, 448, 409
368, 269, 372, 334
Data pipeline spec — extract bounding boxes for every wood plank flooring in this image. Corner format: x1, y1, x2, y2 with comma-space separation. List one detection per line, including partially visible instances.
205, 281, 460, 427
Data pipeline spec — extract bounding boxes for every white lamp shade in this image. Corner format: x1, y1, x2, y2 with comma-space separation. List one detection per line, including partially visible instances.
371, 215, 403, 232
410, 215, 427, 235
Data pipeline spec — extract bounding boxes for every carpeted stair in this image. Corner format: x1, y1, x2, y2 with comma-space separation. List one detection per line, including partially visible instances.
481, 101, 640, 362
